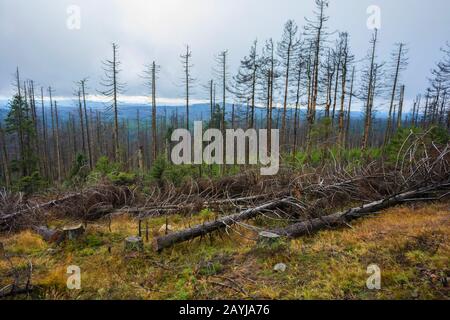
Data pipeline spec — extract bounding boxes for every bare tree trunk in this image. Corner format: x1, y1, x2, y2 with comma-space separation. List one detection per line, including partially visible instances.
362, 29, 378, 151
310, 5, 325, 136
219, 50, 228, 176
281, 41, 292, 151
0, 124, 11, 187
111, 44, 120, 161
54, 102, 62, 182
28, 81, 41, 175
40, 87, 49, 178
422, 89, 430, 127
15, 69, 26, 177
331, 54, 341, 124
305, 46, 314, 153
49, 87, 57, 180
338, 34, 349, 148
293, 59, 303, 156
384, 43, 403, 147
81, 80, 93, 170
151, 61, 158, 164
396, 85, 405, 129
77, 90, 86, 156
345, 67, 355, 148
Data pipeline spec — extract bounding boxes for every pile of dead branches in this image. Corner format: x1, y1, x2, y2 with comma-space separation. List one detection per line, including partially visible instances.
0, 183, 136, 232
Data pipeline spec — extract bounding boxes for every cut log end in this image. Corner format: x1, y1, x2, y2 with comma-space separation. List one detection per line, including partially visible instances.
124, 236, 144, 253
62, 224, 85, 241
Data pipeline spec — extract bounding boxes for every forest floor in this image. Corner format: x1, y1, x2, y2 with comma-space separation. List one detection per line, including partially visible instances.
1, 201, 449, 300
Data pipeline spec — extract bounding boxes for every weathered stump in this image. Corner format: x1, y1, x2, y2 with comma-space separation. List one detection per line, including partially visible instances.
256, 231, 286, 251
258, 231, 282, 246
124, 236, 144, 253
62, 224, 85, 241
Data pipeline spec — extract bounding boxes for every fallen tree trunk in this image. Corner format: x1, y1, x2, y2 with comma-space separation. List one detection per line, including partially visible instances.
153, 184, 449, 251
153, 197, 291, 252
272, 183, 450, 238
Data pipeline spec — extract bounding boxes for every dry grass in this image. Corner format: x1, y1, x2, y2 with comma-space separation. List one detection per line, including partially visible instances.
0, 202, 448, 300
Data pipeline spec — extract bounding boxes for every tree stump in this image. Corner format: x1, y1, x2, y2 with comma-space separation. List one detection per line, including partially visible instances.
124, 236, 144, 253
62, 224, 85, 241
258, 231, 282, 246
256, 231, 286, 251
0, 242, 4, 258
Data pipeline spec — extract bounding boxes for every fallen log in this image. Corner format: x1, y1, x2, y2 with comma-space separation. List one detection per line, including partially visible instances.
153, 197, 291, 252
272, 184, 450, 238
124, 236, 144, 253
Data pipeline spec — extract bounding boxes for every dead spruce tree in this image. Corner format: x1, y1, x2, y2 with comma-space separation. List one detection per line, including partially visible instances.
79, 79, 93, 169
214, 50, 229, 175
258, 39, 280, 154
180, 45, 195, 131
345, 66, 356, 147
232, 40, 259, 129
337, 32, 353, 148
361, 29, 379, 151
143, 61, 160, 163
99, 43, 125, 162
277, 20, 301, 150
305, 0, 329, 152
384, 43, 408, 146
292, 45, 307, 155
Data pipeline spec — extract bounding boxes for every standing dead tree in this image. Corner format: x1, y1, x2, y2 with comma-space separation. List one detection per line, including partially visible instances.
180, 45, 195, 131
384, 43, 408, 146
278, 20, 301, 150
232, 40, 259, 130
305, 0, 329, 152
143, 61, 160, 164
337, 32, 352, 148
79, 79, 93, 169
99, 43, 125, 162
361, 29, 379, 151
215, 50, 229, 175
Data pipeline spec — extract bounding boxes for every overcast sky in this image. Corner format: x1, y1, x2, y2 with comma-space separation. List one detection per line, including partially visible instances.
1, 0, 449, 106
